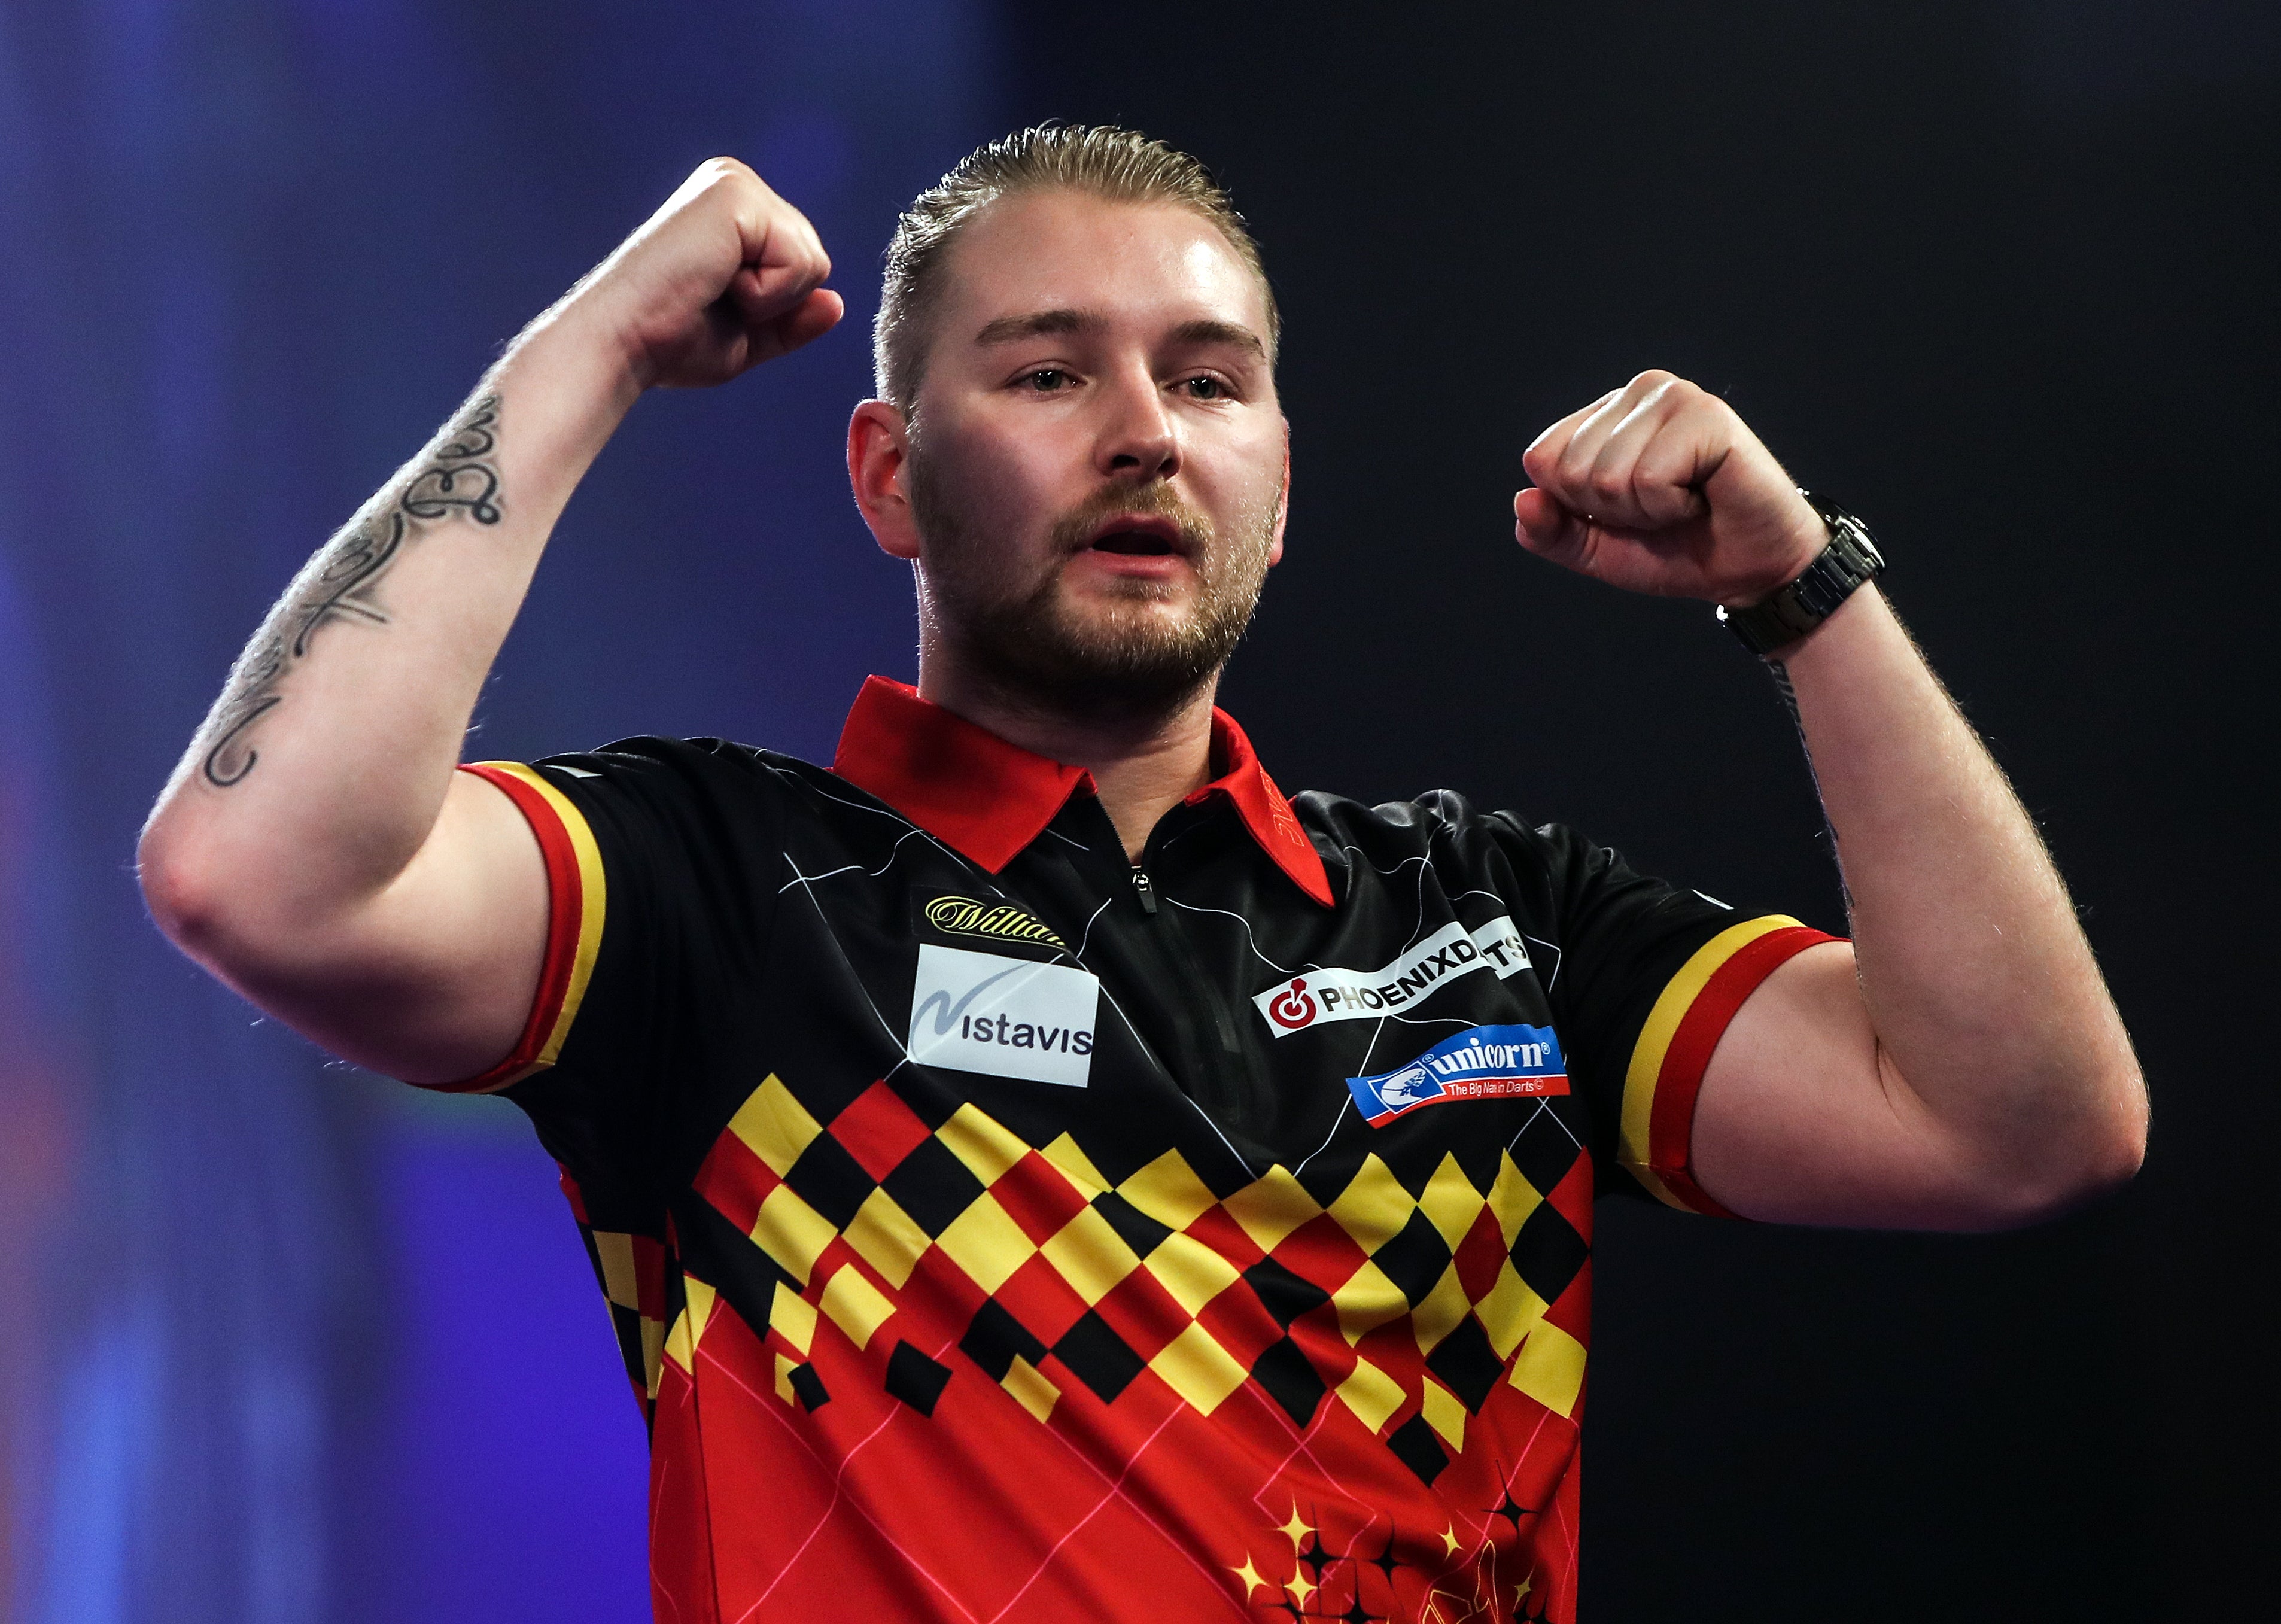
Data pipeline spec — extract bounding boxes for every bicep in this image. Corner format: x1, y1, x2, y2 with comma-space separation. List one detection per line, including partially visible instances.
221, 770, 551, 1085
1689, 942, 2008, 1230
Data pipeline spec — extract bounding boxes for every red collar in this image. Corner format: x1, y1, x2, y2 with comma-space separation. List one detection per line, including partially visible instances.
831, 676, 1333, 907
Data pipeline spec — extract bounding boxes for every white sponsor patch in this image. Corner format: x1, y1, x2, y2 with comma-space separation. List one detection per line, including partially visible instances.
908, 943, 1100, 1086
1253, 916, 1531, 1036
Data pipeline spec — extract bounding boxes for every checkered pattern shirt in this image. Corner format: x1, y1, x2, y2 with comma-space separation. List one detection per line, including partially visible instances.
432, 676, 1833, 1623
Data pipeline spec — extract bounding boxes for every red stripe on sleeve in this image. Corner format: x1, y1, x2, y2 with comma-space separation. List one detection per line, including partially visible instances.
1647, 924, 1841, 1217
425, 762, 586, 1094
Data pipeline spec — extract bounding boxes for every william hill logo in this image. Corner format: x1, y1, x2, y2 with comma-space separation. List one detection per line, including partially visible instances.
923, 895, 1067, 953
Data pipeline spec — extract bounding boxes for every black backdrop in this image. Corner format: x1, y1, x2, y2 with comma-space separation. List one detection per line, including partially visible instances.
1004, 4, 2276, 1617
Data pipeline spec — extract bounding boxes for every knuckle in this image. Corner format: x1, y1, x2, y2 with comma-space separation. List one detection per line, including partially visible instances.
1635, 467, 1683, 510
1640, 481, 1689, 520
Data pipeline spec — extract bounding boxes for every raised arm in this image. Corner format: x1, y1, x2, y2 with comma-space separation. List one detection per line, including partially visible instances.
1516, 371, 2146, 1229
138, 159, 840, 1085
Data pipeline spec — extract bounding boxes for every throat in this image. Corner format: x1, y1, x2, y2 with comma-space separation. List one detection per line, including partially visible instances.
916, 668, 1221, 862
1094, 749, 1212, 862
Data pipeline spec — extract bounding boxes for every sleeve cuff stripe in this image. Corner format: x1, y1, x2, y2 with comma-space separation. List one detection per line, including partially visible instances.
1619, 916, 1840, 1215
427, 762, 607, 1094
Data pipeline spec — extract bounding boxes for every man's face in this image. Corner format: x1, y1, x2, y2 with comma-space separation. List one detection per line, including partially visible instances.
901, 190, 1288, 717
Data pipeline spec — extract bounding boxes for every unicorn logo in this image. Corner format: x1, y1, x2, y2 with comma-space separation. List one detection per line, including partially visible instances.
1375, 1064, 1442, 1110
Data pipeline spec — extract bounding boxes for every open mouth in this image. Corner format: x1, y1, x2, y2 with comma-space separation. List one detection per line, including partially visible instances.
1083, 515, 1186, 557
1090, 530, 1176, 556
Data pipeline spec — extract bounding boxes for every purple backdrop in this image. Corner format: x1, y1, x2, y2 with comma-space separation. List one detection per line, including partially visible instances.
0, 4, 996, 1620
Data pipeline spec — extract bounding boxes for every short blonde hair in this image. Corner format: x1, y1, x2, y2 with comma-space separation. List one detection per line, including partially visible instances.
874, 124, 1278, 413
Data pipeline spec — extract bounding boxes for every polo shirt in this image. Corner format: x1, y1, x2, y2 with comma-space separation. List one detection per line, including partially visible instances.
436, 676, 1834, 1624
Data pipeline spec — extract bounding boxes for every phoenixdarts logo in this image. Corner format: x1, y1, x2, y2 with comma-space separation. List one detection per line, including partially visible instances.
1346, 1023, 1570, 1126
1266, 980, 1318, 1028
1252, 917, 1530, 1035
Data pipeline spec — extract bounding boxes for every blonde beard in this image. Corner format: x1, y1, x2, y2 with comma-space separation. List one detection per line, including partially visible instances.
908, 450, 1278, 721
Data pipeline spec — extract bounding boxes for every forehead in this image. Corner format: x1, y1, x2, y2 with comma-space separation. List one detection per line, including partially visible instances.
932, 190, 1270, 345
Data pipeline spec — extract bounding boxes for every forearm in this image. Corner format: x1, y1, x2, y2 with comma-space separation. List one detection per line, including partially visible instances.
1777, 585, 2146, 1193
141, 305, 638, 946
136, 159, 838, 1082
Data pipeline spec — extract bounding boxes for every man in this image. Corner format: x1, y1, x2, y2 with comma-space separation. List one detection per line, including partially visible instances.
139, 127, 2145, 1622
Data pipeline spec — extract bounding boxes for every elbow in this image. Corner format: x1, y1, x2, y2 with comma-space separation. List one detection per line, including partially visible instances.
2093, 1070, 2150, 1184
1970, 1060, 2149, 1230
137, 816, 279, 972
2028, 1127, 2145, 1225
2072, 1070, 2150, 1200
2060, 1051, 2151, 1205
136, 818, 226, 960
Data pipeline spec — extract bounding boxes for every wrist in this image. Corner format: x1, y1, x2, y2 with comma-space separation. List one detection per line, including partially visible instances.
1767, 577, 1882, 665
1716, 510, 1830, 611
494, 300, 648, 437
1716, 492, 1887, 659
510, 289, 652, 412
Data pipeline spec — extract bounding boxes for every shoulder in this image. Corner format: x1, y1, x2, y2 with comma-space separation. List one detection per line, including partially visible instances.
489, 736, 817, 874
518, 735, 936, 865
531, 733, 784, 783
1290, 786, 1578, 893
524, 735, 848, 813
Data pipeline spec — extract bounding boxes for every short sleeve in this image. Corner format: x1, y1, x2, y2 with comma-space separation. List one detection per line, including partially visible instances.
1494, 816, 1840, 1217
441, 738, 789, 1215
432, 760, 607, 1096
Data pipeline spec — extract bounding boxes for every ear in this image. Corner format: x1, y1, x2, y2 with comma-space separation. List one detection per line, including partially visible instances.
848, 399, 921, 561
1267, 418, 1292, 567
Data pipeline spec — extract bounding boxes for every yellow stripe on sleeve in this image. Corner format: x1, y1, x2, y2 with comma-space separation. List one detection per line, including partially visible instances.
475, 760, 607, 1072
1617, 914, 1804, 1210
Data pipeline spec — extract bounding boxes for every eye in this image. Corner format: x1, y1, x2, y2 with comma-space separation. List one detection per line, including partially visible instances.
1179, 374, 1227, 400
1021, 368, 1072, 393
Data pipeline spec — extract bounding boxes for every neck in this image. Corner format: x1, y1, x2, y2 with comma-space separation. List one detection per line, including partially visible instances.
916, 656, 1219, 863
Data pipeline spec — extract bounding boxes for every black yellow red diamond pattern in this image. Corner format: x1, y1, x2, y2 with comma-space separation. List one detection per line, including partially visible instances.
654, 1073, 1592, 1482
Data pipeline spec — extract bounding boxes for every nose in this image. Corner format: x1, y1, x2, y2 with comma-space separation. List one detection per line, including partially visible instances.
1095, 364, 1179, 482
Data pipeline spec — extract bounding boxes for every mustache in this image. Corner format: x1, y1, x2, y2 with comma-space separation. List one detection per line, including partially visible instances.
1045, 480, 1215, 556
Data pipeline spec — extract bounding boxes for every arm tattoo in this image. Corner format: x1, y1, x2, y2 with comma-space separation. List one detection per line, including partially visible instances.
199, 396, 503, 787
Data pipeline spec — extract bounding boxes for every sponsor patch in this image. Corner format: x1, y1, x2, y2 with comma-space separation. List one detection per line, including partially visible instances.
908, 943, 1099, 1087
1254, 916, 1531, 1035
1346, 1024, 1570, 1126
917, 891, 1068, 954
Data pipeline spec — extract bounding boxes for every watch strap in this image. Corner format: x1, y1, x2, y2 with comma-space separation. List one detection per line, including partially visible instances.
1717, 491, 1886, 658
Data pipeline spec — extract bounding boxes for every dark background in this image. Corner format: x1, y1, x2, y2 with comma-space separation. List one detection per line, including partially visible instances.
1004, 4, 2276, 1618
1, 2, 2271, 1620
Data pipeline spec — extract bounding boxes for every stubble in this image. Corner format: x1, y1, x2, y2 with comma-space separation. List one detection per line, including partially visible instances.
908, 449, 1278, 725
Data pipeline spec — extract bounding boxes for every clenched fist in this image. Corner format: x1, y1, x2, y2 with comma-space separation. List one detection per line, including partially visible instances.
1515, 370, 1826, 607
567, 157, 843, 391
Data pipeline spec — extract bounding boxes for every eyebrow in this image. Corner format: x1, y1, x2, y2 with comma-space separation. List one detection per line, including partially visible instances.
972, 308, 1267, 361
974, 308, 1101, 346
1166, 318, 1267, 361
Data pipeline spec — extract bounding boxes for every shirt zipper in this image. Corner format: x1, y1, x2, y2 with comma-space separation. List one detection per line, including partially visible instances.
1130, 861, 1250, 1123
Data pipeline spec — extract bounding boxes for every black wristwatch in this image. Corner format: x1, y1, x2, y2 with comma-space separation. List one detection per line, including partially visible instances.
1716, 491, 1886, 658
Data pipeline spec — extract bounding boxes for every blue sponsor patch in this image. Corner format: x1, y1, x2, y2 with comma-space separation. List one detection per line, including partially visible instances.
1346, 1023, 1570, 1127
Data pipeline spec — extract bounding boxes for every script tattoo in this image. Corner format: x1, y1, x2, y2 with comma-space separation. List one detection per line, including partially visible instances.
199, 396, 503, 787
